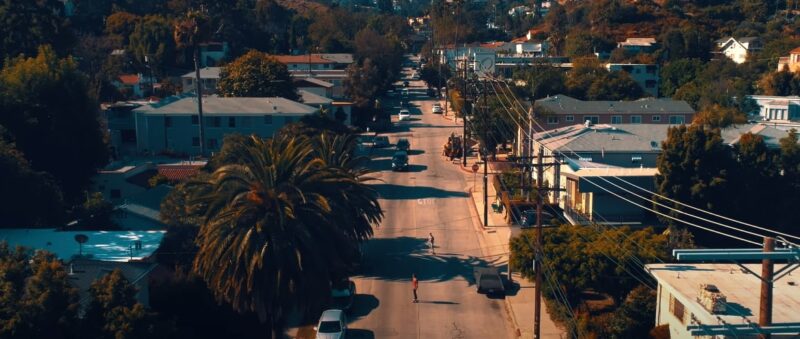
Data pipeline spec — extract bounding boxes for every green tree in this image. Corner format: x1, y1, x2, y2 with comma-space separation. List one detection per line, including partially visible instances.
759, 70, 800, 96
217, 50, 298, 100
128, 15, 176, 74
587, 71, 645, 100
607, 285, 657, 339
83, 269, 160, 339
344, 58, 381, 108
524, 65, 567, 99
564, 32, 595, 58
72, 192, 118, 230
187, 134, 381, 336
105, 12, 140, 46
0, 45, 108, 202
0, 138, 64, 226
692, 104, 747, 128
0, 247, 79, 339
0, 0, 73, 62
660, 59, 703, 98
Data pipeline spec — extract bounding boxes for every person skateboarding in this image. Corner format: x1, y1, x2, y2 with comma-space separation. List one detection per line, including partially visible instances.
429, 233, 435, 254
412, 274, 419, 303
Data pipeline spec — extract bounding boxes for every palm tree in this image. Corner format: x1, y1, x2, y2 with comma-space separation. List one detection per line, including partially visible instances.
174, 9, 212, 156
188, 134, 381, 337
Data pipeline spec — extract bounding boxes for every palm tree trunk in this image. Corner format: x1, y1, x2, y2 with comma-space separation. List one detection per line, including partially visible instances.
194, 45, 206, 157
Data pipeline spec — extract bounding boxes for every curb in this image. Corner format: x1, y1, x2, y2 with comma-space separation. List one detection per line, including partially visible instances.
465, 186, 485, 231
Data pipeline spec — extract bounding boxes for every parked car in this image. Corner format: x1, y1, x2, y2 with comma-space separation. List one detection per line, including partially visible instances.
474, 267, 505, 296
401, 88, 409, 97
373, 136, 390, 148
315, 309, 347, 339
392, 151, 409, 171
331, 279, 356, 311
431, 104, 443, 114
398, 109, 410, 121
403, 80, 409, 87
396, 138, 410, 151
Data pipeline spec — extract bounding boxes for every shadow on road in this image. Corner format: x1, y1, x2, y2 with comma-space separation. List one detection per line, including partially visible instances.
371, 184, 468, 200
418, 300, 460, 305
357, 237, 494, 285
349, 294, 380, 320
347, 329, 375, 338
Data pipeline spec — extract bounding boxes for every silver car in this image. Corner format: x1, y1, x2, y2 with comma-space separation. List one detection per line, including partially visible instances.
315, 309, 347, 339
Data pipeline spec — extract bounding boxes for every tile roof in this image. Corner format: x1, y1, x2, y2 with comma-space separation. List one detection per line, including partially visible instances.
791, 46, 800, 54
535, 95, 695, 115
157, 164, 203, 181
134, 96, 318, 116
272, 54, 334, 64
118, 74, 140, 85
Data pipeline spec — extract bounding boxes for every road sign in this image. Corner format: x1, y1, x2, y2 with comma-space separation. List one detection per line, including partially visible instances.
472, 163, 479, 173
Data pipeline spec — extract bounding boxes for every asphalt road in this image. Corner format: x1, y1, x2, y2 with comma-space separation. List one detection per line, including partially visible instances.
343, 60, 514, 338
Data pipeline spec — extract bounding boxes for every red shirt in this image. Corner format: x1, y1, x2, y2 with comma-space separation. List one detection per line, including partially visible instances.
412, 277, 418, 289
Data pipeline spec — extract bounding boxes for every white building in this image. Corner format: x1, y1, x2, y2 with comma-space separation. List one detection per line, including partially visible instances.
133, 96, 318, 156
605, 63, 660, 97
746, 95, 800, 122
716, 37, 762, 64
647, 263, 800, 339
617, 37, 658, 53
181, 67, 221, 95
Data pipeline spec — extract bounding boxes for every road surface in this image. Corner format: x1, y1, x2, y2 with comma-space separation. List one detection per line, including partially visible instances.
343, 59, 515, 338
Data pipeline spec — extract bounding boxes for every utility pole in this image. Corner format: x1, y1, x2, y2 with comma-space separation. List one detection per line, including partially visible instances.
760, 237, 775, 339
482, 80, 489, 228
462, 54, 469, 167
534, 144, 544, 339
193, 41, 206, 157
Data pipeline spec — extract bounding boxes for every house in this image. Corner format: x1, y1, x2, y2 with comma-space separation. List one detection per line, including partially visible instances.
0, 229, 165, 308
646, 263, 800, 339
114, 184, 172, 231
747, 95, 800, 122
104, 101, 143, 158
617, 37, 658, 53
294, 77, 335, 98
133, 96, 318, 156
289, 70, 349, 98
181, 67, 221, 95
716, 37, 762, 64
271, 53, 354, 72
605, 63, 660, 97
92, 162, 157, 203
532, 95, 695, 132
114, 74, 156, 98
776, 46, 800, 72
199, 42, 229, 67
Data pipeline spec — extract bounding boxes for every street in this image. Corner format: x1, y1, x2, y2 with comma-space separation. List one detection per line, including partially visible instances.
343, 60, 515, 338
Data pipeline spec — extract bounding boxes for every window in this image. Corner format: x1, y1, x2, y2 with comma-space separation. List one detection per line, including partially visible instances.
565, 115, 574, 122
191, 115, 199, 125
652, 115, 661, 122
208, 138, 218, 149
228, 117, 236, 127
207, 117, 221, 127
110, 189, 121, 199
646, 65, 657, 74
584, 116, 599, 124
547, 116, 559, 124
284, 116, 294, 124
630, 115, 642, 124
264, 115, 273, 125
192, 137, 200, 147
611, 116, 622, 124
164, 116, 172, 127
669, 115, 685, 124
669, 295, 686, 324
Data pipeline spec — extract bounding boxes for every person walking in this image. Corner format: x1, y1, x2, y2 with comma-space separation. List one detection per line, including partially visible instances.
412, 274, 419, 303
429, 232, 435, 254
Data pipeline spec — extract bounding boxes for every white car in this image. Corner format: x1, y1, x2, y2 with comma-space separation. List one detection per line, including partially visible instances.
315, 309, 347, 339
431, 104, 443, 114
398, 109, 410, 121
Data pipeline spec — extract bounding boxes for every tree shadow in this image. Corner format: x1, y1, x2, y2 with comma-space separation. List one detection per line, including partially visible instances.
349, 294, 379, 320
357, 237, 497, 285
417, 300, 460, 305
724, 302, 753, 316
370, 184, 469, 200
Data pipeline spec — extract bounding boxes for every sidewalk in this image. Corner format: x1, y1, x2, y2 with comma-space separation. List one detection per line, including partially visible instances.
465, 162, 566, 339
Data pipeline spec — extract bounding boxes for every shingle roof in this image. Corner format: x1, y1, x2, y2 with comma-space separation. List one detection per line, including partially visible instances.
535, 95, 695, 115
181, 67, 221, 79
134, 96, 317, 116
534, 123, 672, 153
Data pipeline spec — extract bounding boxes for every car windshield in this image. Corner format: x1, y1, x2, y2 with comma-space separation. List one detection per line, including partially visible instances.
318, 321, 342, 333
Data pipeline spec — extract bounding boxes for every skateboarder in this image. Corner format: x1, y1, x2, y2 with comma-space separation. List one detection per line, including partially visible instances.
429, 233, 435, 254
412, 274, 419, 303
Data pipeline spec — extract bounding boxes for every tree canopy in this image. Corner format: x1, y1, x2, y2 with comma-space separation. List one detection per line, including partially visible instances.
217, 50, 297, 100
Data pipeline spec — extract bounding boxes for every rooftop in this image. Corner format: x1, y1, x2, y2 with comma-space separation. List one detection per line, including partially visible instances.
134, 96, 317, 116
619, 37, 657, 46
534, 123, 671, 153
293, 77, 334, 88
272, 54, 335, 64
647, 263, 800, 326
536, 95, 695, 115
299, 90, 333, 106
0, 229, 165, 262
720, 123, 797, 148
181, 67, 221, 79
